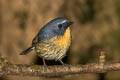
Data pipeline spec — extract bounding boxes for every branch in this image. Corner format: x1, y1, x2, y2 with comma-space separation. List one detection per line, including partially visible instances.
0, 63, 120, 77
0, 51, 119, 77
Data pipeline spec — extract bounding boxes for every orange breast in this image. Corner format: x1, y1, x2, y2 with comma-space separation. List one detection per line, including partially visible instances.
53, 27, 71, 48
35, 27, 71, 60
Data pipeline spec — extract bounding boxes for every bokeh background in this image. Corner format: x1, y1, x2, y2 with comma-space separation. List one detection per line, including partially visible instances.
0, 0, 120, 80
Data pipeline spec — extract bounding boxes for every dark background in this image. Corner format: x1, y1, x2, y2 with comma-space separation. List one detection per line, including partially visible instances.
0, 0, 120, 80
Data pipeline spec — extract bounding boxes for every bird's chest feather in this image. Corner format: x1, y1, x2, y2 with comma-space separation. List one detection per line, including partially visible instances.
53, 27, 71, 48
35, 27, 71, 60
36, 27, 71, 50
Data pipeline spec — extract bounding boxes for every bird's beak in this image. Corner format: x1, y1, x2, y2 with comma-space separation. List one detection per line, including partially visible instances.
68, 21, 73, 25
65, 21, 73, 28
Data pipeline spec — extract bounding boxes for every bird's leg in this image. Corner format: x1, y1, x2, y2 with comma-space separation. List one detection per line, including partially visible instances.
59, 59, 65, 65
43, 58, 46, 66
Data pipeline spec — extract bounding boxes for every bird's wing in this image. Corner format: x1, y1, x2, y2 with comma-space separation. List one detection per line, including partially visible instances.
32, 29, 46, 45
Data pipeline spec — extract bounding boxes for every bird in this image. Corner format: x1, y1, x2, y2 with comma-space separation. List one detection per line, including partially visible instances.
19, 17, 73, 65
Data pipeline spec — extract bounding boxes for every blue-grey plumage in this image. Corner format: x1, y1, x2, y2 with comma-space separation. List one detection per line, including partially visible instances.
33, 18, 73, 42
19, 17, 73, 65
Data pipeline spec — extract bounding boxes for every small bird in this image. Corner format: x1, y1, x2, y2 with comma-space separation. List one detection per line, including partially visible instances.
19, 17, 73, 65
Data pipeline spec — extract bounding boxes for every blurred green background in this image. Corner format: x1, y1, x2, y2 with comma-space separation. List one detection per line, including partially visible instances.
0, 0, 120, 80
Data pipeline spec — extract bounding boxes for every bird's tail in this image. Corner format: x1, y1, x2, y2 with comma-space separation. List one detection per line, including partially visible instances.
19, 46, 35, 55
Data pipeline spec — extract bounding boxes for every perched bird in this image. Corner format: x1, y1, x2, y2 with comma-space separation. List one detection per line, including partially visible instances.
19, 17, 73, 65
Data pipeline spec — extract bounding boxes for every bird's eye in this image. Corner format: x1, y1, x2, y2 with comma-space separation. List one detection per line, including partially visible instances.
58, 24, 62, 28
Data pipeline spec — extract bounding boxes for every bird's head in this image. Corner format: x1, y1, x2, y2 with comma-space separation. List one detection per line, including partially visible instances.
37, 17, 73, 41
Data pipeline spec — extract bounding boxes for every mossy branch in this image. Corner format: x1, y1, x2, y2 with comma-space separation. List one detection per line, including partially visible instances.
0, 51, 120, 77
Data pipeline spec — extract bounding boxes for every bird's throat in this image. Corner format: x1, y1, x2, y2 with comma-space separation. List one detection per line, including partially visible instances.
54, 27, 71, 47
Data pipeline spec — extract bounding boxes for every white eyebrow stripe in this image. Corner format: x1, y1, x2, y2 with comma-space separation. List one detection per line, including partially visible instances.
62, 20, 67, 23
